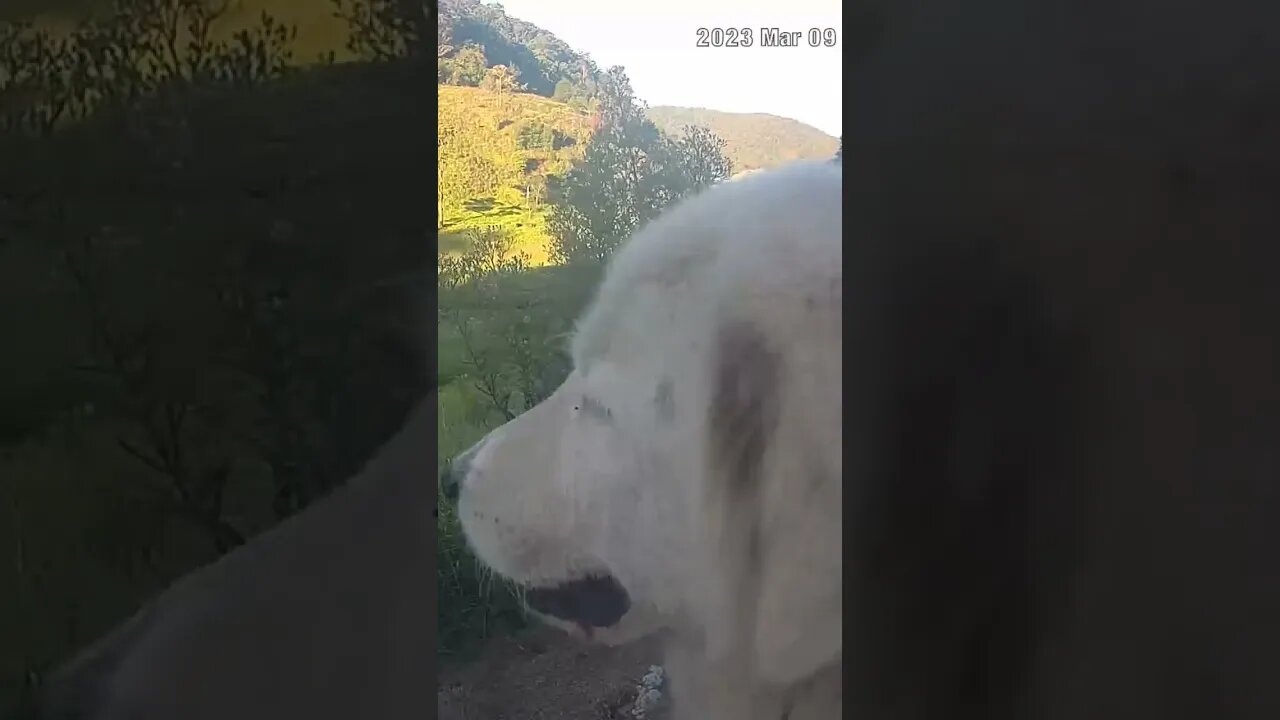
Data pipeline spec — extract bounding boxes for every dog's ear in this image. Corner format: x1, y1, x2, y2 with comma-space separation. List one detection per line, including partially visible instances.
749, 439, 843, 685
702, 319, 843, 686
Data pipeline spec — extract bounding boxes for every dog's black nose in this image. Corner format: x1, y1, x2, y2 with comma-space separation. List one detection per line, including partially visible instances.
439, 442, 480, 501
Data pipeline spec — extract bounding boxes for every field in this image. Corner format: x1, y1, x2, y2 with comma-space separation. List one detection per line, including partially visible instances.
437, 85, 593, 266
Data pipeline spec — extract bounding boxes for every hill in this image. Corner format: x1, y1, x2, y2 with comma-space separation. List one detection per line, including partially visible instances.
644, 106, 840, 173
439, 0, 603, 100
437, 84, 593, 265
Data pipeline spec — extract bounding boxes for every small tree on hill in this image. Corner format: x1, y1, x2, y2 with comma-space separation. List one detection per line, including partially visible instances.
516, 119, 553, 150
524, 173, 547, 208
480, 64, 520, 94
552, 78, 575, 102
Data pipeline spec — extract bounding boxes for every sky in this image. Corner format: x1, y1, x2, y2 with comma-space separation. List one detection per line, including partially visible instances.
494, 0, 843, 139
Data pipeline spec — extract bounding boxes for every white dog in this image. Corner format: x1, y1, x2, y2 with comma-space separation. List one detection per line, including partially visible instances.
448, 159, 843, 719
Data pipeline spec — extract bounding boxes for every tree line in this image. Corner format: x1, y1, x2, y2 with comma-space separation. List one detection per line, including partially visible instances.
437, 0, 607, 108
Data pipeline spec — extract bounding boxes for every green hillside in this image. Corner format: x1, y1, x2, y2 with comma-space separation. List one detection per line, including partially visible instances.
644, 106, 840, 172
438, 0, 604, 100
436, 94, 839, 266
437, 84, 593, 266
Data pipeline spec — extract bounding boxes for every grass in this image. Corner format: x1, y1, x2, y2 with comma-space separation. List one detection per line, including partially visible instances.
439, 193, 553, 267
438, 85, 593, 267
436, 476, 527, 661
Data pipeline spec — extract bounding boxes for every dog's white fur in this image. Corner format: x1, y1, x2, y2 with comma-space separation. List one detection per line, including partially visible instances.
455, 160, 843, 718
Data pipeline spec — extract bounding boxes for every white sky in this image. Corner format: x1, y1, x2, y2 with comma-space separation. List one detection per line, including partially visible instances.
493, 0, 843, 138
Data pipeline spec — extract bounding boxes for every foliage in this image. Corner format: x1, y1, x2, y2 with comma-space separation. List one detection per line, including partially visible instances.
515, 118, 554, 150
330, 0, 419, 62
438, 0, 602, 99
644, 105, 840, 173
440, 228, 544, 420
436, 84, 592, 264
437, 40, 485, 85
439, 227, 531, 290
550, 75, 601, 110
0, 0, 297, 136
436, 232, 602, 658
552, 78, 574, 102
433, 0, 816, 268
674, 123, 733, 188
479, 62, 520, 94
546, 66, 733, 265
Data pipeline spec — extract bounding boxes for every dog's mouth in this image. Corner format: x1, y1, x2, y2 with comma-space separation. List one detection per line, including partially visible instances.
523, 574, 631, 636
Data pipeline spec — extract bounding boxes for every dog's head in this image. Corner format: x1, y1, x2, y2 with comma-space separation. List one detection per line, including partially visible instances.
444, 190, 728, 646
446, 161, 843, 684
446, 357, 693, 644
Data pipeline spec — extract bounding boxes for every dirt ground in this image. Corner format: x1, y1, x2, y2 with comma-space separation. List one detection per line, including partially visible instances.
437, 627, 668, 720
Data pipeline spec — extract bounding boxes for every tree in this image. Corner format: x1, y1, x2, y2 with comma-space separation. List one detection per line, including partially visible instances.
552, 78, 575, 102
547, 66, 731, 265
480, 64, 520, 94
516, 119, 552, 150
331, 0, 417, 61
438, 19, 454, 58
524, 173, 547, 208
439, 42, 486, 86
674, 124, 733, 188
